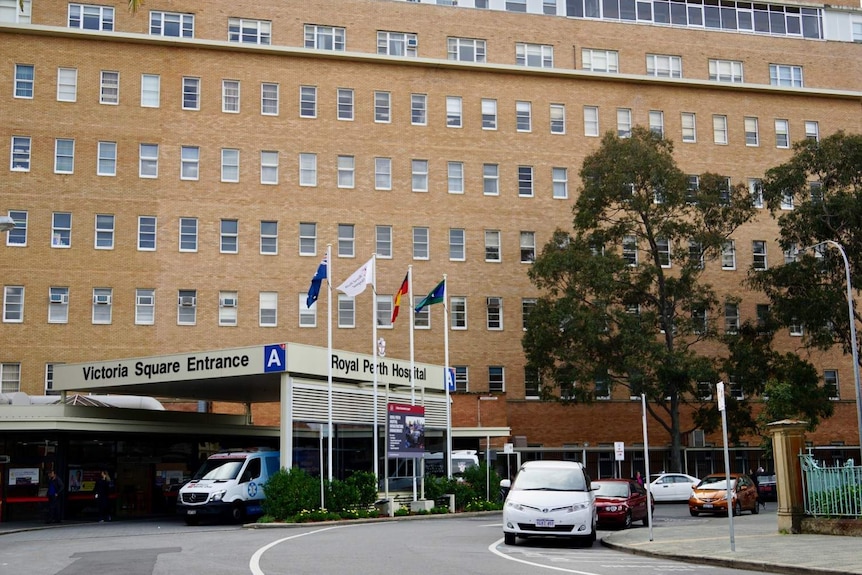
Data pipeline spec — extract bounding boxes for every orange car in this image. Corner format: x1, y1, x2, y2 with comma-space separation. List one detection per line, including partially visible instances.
689, 473, 760, 516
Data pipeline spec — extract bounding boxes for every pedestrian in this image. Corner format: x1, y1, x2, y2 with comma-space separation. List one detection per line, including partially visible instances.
94, 470, 112, 522
635, 471, 644, 487
46, 469, 64, 524
749, 468, 764, 510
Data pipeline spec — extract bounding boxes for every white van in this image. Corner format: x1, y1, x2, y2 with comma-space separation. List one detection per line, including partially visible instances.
177, 448, 280, 525
502, 460, 597, 546
424, 450, 480, 477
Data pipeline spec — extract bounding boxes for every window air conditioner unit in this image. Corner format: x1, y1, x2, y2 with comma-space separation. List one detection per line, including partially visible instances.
220, 297, 237, 308
407, 37, 418, 48
93, 294, 112, 305
50, 293, 68, 304
179, 296, 196, 307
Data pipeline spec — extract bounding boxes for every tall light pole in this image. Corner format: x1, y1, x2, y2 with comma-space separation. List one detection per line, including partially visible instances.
805, 240, 862, 457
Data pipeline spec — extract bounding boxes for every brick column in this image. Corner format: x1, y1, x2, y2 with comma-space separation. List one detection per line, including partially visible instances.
766, 419, 808, 534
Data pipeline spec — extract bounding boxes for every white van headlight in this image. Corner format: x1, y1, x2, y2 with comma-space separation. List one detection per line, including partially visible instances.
210, 490, 227, 502
567, 502, 591, 512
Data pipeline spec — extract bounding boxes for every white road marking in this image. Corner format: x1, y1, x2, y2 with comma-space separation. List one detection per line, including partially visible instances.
488, 538, 604, 575
249, 526, 342, 575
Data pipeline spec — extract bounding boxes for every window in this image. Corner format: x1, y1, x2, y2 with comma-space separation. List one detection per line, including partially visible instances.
177, 289, 197, 325
623, 235, 638, 266
520, 231, 536, 263
824, 370, 839, 400
775, 119, 790, 148
729, 376, 744, 400
135, 288, 155, 325
789, 317, 803, 336
744, 117, 759, 146
52, 212, 71, 247
481, 99, 497, 130
681, 112, 697, 143
854, 18, 862, 42
721, 241, 736, 270
780, 189, 794, 210
516, 101, 532, 132
300, 86, 317, 118
304, 25, 346, 51
412, 159, 428, 192
338, 224, 355, 257
552, 167, 568, 199
0, 363, 21, 393
376, 225, 392, 258
447, 37, 486, 62
713, 115, 728, 145
752, 240, 768, 270
756, 303, 770, 331
646, 54, 682, 77
411, 94, 427, 125
6, 210, 27, 246
483, 164, 499, 196
805, 121, 819, 142
487, 297, 502, 330
454, 366, 469, 392
57, 67, 77, 102
48, 287, 69, 323
521, 298, 537, 331
516, 43, 553, 68
784, 243, 799, 264
337, 155, 355, 188
489, 366, 505, 393
338, 294, 355, 328
595, 372, 610, 400
299, 153, 317, 186
180, 146, 199, 180
221, 148, 239, 182
448, 162, 464, 194
518, 166, 534, 197
220, 219, 238, 253
260, 221, 277, 255
709, 59, 744, 82
96, 141, 116, 176
413, 296, 430, 329
449, 228, 465, 261
222, 80, 240, 113
100, 71, 119, 105
260, 150, 278, 184
506, 0, 527, 12
54, 139, 74, 174
138, 216, 156, 251
584, 106, 599, 137
260, 292, 277, 326
447, 296, 467, 329
691, 305, 706, 334
377, 31, 418, 57
299, 222, 317, 256
182, 77, 200, 110
337, 88, 354, 121
3, 286, 23, 322
375, 91, 391, 123
95, 214, 114, 249
582, 49, 618, 73
92, 287, 113, 324
1, 0, 31, 23
485, 230, 501, 262
261, 82, 279, 115
657, 237, 671, 267
413, 227, 429, 260
446, 96, 462, 128
617, 108, 632, 138
524, 366, 539, 398
724, 302, 739, 334
68, 4, 113, 31
375, 157, 392, 190
138, 143, 159, 179
550, 104, 566, 134
299, 293, 316, 327
219, 291, 238, 326
649, 110, 665, 138
141, 74, 160, 108
769, 64, 803, 87
179, 217, 198, 252
749, 178, 763, 208
150, 11, 193, 37
228, 17, 271, 44
377, 295, 393, 328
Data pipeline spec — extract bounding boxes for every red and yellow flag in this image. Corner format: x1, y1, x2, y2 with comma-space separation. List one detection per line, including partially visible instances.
391, 273, 409, 324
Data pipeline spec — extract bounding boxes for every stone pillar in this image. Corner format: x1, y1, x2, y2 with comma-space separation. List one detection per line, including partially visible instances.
766, 419, 808, 534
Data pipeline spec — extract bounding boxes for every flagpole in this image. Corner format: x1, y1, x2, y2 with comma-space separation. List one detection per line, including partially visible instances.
372, 254, 379, 481
443, 274, 452, 480
326, 244, 333, 483
408, 265, 415, 406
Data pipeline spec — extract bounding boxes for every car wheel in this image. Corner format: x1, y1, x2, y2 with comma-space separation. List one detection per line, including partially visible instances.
752, 500, 760, 515
229, 503, 245, 524
732, 501, 742, 516
504, 532, 517, 545
624, 511, 632, 529
689, 510, 699, 517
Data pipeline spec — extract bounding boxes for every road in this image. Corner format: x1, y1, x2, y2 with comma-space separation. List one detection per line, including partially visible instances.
0, 504, 773, 575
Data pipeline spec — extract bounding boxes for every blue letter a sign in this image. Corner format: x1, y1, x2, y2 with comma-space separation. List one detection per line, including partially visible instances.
264, 344, 286, 372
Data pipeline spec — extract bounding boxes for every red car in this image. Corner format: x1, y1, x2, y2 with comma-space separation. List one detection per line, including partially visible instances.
593, 478, 653, 529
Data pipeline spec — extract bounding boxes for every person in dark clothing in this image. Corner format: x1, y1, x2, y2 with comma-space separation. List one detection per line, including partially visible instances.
94, 470, 112, 522
46, 469, 64, 524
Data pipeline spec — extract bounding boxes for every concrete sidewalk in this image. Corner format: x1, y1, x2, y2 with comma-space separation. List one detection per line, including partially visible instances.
602, 507, 862, 575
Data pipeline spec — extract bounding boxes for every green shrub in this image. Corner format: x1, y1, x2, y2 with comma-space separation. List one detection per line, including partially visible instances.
345, 471, 378, 507
262, 468, 320, 521
326, 478, 360, 513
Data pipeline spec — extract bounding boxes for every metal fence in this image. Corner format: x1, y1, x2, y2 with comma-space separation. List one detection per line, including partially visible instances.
800, 454, 862, 517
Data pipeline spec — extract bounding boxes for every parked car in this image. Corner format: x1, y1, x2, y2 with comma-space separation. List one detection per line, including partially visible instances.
649, 472, 700, 502
756, 473, 777, 502
593, 478, 653, 529
689, 473, 760, 516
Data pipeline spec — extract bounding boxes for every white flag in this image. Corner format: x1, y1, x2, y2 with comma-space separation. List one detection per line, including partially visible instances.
337, 256, 375, 297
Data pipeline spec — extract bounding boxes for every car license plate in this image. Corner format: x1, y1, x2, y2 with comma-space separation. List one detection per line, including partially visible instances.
187, 510, 197, 515
703, 504, 713, 509
536, 518, 554, 528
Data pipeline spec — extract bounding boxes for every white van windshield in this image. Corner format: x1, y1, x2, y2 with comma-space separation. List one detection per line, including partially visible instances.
512, 467, 587, 492
193, 459, 245, 480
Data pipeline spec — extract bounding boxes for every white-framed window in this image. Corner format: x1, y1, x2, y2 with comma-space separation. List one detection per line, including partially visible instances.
180, 146, 199, 180
623, 235, 638, 266
338, 223, 355, 257
752, 240, 768, 270
646, 54, 682, 77
92, 287, 113, 324
483, 163, 499, 196
853, 18, 862, 42
94, 214, 114, 250
377, 31, 418, 57
518, 166, 534, 197
721, 240, 736, 270
338, 294, 355, 328
748, 178, 763, 209
68, 3, 113, 30
413, 227, 429, 260
220, 219, 238, 254
337, 155, 355, 188
657, 237, 671, 267
260, 221, 277, 255
304, 24, 346, 51
1, 0, 31, 23
179, 217, 198, 252
824, 369, 840, 400
769, 64, 803, 87
552, 167, 568, 199
135, 288, 155, 325
57, 67, 77, 102
300, 85, 317, 118
516, 42, 553, 68
486, 297, 502, 330
299, 222, 317, 256
222, 79, 240, 113
454, 366, 469, 392
259, 292, 277, 326
6, 210, 27, 247
724, 302, 739, 334
446, 96, 462, 128
177, 289, 197, 325
584, 106, 599, 137
516, 101, 532, 132
261, 82, 279, 115
744, 117, 759, 146
412, 159, 428, 192
260, 150, 278, 184
709, 59, 744, 82
150, 11, 193, 37
221, 148, 239, 182
522, 298, 537, 331
581, 49, 618, 73
219, 290, 238, 326
481, 98, 497, 130
413, 295, 430, 329
649, 110, 665, 138
447, 37, 486, 62
0, 363, 21, 393
805, 120, 820, 142
507, 0, 527, 12
299, 153, 317, 186
377, 295, 393, 328
3, 286, 23, 323
550, 103, 566, 134
96, 141, 116, 176
485, 230, 501, 262
451, 296, 467, 330
376, 225, 392, 258
780, 189, 794, 210
375, 157, 392, 190
51, 212, 71, 247
299, 293, 316, 327
617, 108, 632, 138
489, 366, 505, 392
141, 73, 160, 108
182, 77, 200, 110
784, 243, 800, 264
138, 216, 156, 251
520, 231, 536, 263
448, 161, 464, 194
713, 114, 728, 145
375, 91, 391, 123
337, 88, 354, 121
449, 228, 465, 261
595, 372, 611, 400
100, 70, 118, 105
681, 112, 697, 143
228, 17, 271, 44
48, 287, 69, 324
775, 119, 790, 148
411, 93, 427, 126
688, 240, 704, 269
54, 138, 74, 174
789, 317, 803, 336
686, 175, 700, 204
